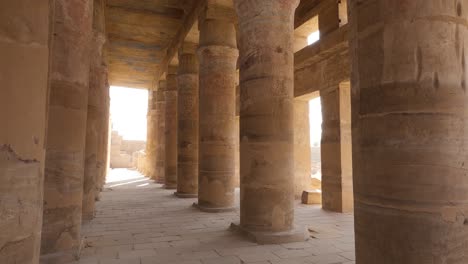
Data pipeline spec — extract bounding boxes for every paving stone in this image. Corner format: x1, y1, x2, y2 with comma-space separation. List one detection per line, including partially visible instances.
74, 169, 355, 264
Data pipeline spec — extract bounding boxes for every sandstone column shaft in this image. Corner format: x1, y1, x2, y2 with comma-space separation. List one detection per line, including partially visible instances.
164, 67, 178, 189
155, 80, 167, 183
42, 0, 93, 262
235, 0, 303, 237
320, 83, 353, 213
176, 46, 199, 197
96, 74, 110, 192
196, 7, 238, 211
83, 0, 107, 221
349, 0, 468, 262
294, 99, 312, 200
0, 1, 50, 263
145, 90, 157, 179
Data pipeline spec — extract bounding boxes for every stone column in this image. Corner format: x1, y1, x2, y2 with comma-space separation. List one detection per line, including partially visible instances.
164, 66, 178, 189
349, 0, 468, 263
320, 83, 353, 213
96, 74, 110, 193
234, 0, 307, 244
145, 90, 157, 179
155, 80, 167, 183
175, 43, 199, 198
41, 0, 93, 262
0, 1, 50, 263
294, 99, 312, 200
195, 3, 238, 212
83, 0, 107, 221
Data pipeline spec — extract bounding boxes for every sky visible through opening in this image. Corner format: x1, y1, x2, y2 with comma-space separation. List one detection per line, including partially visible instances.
308, 31, 320, 45
110, 86, 148, 141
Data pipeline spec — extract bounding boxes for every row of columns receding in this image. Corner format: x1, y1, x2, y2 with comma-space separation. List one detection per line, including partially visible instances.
1, 0, 468, 264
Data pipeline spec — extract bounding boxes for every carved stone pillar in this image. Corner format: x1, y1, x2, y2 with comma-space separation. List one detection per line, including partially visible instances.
175, 43, 199, 198
83, 0, 107, 221
155, 80, 166, 183
349, 0, 468, 262
233, 0, 308, 244
145, 90, 157, 180
41, 0, 93, 262
195, 3, 238, 212
0, 1, 50, 263
164, 66, 178, 189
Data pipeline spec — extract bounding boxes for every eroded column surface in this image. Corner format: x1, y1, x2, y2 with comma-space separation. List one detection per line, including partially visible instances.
83, 0, 107, 221
164, 67, 178, 189
195, 4, 238, 212
155, 80, 167, 183
234, 0, 308, 244
175, 44, 199, 198
0, 1, 50, 263
96, 74, 110, 194
349, 0, 468, 263
42, 0, 93, 262
145, 90, 157, 179
294, 99, 312, 200
320, 84, 353, 213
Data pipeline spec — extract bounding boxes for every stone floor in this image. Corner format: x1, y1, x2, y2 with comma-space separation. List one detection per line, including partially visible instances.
73, 169, 355, 264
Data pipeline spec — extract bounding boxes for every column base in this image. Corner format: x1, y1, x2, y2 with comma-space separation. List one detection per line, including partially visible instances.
174, 192, 198, 198
230, 223, 309, 245
40, 252, 77, 264
155, 179, 165, 184
192, 202, 236, 213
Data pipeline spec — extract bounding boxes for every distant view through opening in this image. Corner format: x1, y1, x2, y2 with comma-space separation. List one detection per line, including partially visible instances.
309, 97, 322, 181
109, 86, 148, 169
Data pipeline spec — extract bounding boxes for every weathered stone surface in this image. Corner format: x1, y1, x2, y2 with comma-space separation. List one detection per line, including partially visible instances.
144, 90, 157, 179
42, 0, 93, 262
0, 3, 50, 263
294, 25, 350, 98
349, 0, 468, 263
176, 44, 199, 198
196, 4, 238, 211
96, 74, 110, 194
235, 0, 307, 243
294, 99, 313, 200
155, 80, 167, 183
83, 0, 108, 221
164, 66, 178, 189
301, 190, 322, 205
320, 83, 353, 213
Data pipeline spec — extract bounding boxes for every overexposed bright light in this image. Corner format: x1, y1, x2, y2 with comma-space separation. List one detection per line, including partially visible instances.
307, 31, 320, 45
110, 86, 148, 141
309, 97, 322, 147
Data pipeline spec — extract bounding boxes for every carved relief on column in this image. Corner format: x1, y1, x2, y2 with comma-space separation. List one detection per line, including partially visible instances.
195, 2, 239, 212
175, 43, 200, 198
154, 80, 167, 183
233, 0, 308, 244
42, 0, 94, 262
164, 66, 178, 189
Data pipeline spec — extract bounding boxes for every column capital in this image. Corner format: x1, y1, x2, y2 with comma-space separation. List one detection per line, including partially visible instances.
234, 0, 299, 21
168, 65, 178, 75
200, 1, 236, 23
158, 80, 167, 92
178, 51, 199, 75
166, 67, 178, 91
